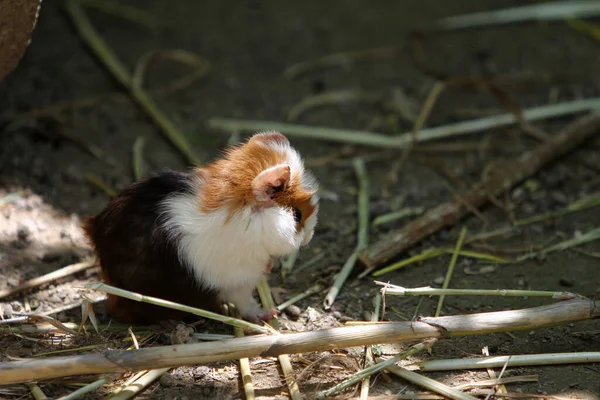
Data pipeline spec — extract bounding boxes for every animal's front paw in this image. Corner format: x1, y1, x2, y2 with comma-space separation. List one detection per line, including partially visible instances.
241, 306, 278, 324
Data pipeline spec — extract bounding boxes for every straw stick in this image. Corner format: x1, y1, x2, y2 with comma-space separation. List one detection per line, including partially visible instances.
207, 98, 600, 149
363, 247, 509, 279
25, 382, 48, 400
84, 173, 116, 197
514, 192, 600, 226
372, 207, 425, 228
85, 282, 270, 334
56, 376, 108, 400
233, 310, 255, 400
281, 249, 299, 278
385, 366, 477, 400
376, 283, 577, 300
1, 298, 597, 384
359, 293, 381, 400
256, 279, 301, 400
435, 227, 467, 317
324, 158, 369, 309
276, 283, 323, 311
0, 261, 96, 300
516, 226, 600, 262
65, 0, 201, 165
415, 351, 600, 372
132, 136, 146, 181
316, 340, 435, 399
107, 369, 169, 400
360, 111, 600, 269
283, 46, 403, 80
434, 1, 600, 31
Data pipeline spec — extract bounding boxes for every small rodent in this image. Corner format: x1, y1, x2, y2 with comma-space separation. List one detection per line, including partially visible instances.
83, 131, 319, 324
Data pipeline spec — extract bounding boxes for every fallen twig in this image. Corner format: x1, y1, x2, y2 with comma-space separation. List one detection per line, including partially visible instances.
85, 282, 270, 334
56, 376, 108, 400
414, 351, 600, 372
25, 382, 47, 400
65, 0, 201, 165
433, 1, 600, 31
454, 374, 538, 390
0, 261, 96, 300
372, 207, 425, 228
283, 46, 403, 80
384, 365, 477, 400
256, 279, 301, 400
376, 283, 577, 300
280, 249, 299, 278
435, 226, 466, 317
360, 293, 381, 400
360, 111, 600, 269
0, 298, 597, 384
276, 283, 323, 312
108, 368, 169, 400
516, 226, 600, 262
362, 247, 509, 279
132, 136, 146, 181
208, 98, 600, 149
233, 309, 255, 400
324, 157, 370, 309
84, 173, 117, 197
317, 340, 435, 399
514, 191, 600, 227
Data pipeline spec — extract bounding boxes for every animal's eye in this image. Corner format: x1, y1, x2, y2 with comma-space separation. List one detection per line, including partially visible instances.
293, 208, 302, 222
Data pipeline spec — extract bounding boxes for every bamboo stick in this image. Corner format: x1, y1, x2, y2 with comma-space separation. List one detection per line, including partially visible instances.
415, 352, 600, 372
207, 99, 600, 150
360, 111, 600, 269
0, 298, 597, 384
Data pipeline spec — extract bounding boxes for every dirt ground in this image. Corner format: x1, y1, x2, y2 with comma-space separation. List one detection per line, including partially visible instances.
1, 1, 600, 399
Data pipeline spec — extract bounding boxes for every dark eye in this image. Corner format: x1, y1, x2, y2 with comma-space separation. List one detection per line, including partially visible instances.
293, 208, 302, 222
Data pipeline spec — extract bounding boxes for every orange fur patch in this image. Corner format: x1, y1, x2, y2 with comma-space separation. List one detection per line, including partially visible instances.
196, 133, 316, 231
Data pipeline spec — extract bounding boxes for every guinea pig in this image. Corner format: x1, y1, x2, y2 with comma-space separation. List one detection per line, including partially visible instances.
83, 131, 319, 325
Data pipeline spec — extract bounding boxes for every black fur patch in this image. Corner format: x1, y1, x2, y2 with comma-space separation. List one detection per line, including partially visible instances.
84, 170, 220, 325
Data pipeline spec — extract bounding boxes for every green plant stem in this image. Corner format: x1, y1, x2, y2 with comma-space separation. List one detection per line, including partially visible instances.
435, 227, 467, 317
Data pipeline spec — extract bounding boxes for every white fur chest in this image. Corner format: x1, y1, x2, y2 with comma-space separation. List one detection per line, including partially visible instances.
160, 191, 300, 291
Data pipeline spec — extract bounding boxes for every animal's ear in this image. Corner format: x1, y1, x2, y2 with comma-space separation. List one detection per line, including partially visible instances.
252, 164, 290, 207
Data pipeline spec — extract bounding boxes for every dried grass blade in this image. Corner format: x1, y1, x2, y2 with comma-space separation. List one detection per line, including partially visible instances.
85, 282, 270, 334
256, 279, 301, 400
0, 261, 96, 300
416, 352, 600, 372
435, 227, 467, 316
317, 340, 436, 399
57, 376, 108, 400
107, 368, 169, 400
324, 157, 369, 308
65, 0, 201, 165
385, 365, 477, 400
434, 1, 600, 31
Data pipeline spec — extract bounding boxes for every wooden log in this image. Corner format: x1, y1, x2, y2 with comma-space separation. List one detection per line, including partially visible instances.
360, 112, 600, 269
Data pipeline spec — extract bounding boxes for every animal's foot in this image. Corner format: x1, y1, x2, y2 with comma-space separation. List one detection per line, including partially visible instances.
239, 305, 278, 324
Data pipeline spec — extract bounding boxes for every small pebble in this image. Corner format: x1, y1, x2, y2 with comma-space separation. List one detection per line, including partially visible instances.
193, 366, 210, 380
432, 276, 445, 286
284, 305, 302, 320
306, 307, 320, 322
